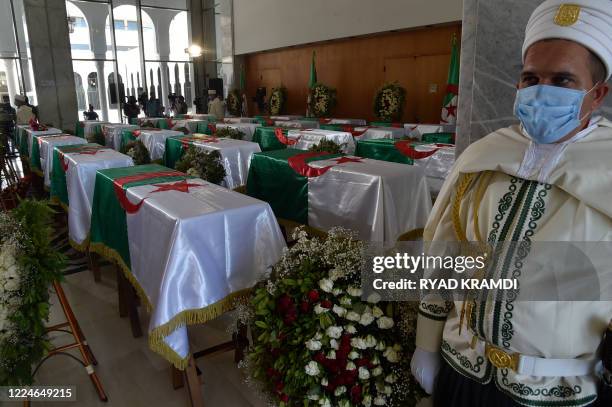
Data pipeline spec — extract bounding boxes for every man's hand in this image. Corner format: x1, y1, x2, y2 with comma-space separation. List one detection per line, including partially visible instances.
411, 347, 441, 395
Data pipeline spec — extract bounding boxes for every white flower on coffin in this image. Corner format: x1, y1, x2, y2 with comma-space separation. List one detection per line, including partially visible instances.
306, 338, 322, 351
319, 397, 331, 407
374, 396, 386, 406
319, 278, 334, 293
314, 304, 329, 314
385, 373, 397, 384
346, 311, 360, 322
383, 346, 399, 363
332, 305, 347, 317
348, 351, 360, 360
377, 316, 394, 330
372, 306, 384, 318
332, 288, 343, 296
327, 350, 336, 360
375, 341, 386, 351
359, 312, 375, 326
338, 400, 350, 407
305, 361, 321, 376
371, 355, 380, 365
347, 286, 362, 297
330, 338, 339, 350
362, 395, 372, 407
344, 324, 356, 334
364, 335, 377, 348
351, 337, 368, 350
346, 361, 357, 371
321, 377, 328, 386
371, 366, 383, 377
339, 296, 352, 306
334, 386, 346, 396
326, 326, 343, 339
358, 366, 370, 380
366, 293, 381, 304
384, 385, 392, 395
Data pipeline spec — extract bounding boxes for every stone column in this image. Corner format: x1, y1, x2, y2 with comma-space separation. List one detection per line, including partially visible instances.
160, 60, 170, 110
455, 0, 612, 156
22, 0, 78, 130
2, 60, 20, 103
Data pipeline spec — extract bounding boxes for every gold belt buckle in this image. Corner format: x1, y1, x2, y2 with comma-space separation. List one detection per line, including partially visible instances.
485, 344, 520, 372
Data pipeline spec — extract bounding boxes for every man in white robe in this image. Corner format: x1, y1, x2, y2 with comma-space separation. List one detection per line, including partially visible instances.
411, 1, 612, 406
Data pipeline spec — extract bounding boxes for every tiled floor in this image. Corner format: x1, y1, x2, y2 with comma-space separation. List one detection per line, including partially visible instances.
7, 267, 268, 407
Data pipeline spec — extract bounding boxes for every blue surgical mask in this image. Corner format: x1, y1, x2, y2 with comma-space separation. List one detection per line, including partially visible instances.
514, 84, 596, 144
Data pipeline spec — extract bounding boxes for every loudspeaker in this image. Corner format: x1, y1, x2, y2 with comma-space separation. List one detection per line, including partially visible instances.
208, 78, 223, 98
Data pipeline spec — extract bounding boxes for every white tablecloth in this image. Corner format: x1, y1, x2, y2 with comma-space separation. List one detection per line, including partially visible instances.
124, 178, 285, 364
215, 123, 261, 142
326, 118, 367, 126
289, 129, 356, 154
171, 119, 207, 133
270, 115, 302, 121
404, 124, 444, 140
102, 124, 138, 149
188, 137, 261, 189
138, 129, 183, 160
39, 135, 87, 187
63, 148, 133, 246
81, 120, 109, 141
412, 144, 456, 196
185, 114, 215, 121
222, 117, 257, 124
307, 157, 432, 243
26, 127, 62, 154
353, 126, 405, 141
275, 119, 320, 129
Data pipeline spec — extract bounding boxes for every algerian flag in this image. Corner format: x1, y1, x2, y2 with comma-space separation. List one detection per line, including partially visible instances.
441, 35, 459, 125
246, 149, 431, 243
309, 51, 317, 89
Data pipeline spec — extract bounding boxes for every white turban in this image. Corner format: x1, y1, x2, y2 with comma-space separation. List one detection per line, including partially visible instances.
522, 0, 612, 80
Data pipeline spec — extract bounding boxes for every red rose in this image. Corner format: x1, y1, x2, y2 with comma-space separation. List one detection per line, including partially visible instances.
279, 393, 289, 402
350, 384, 362, 404
283, 313, 297, 325
307, 289, 320, 302
321, 300, 332, 309
275, 381, 284, 392
314, 352, 326, 363
356, 358, 370, 367
277, 294, 293, 311
270, 348, 281, 357
300, 300, 310, 313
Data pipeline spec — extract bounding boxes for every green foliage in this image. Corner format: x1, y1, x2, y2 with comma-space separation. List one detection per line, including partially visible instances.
175, 147, 226, 185
309, 83, 337, 118
122, 140, 151, 165
216, 127, 245, 140
308, 139, 343, 155
373, 82, 406, 122
269, 87, 288, 116
227, 89, 243, 117
0, 200, 65, 385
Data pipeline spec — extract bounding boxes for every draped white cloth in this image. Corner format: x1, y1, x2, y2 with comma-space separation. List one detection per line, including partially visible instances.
39, 135, 87, 187
353, 126, 405, 141
412, 144, 456, 196
290, 129, 356, 154
404, 124, 443, 139
171, 119, 207, 133
102, 124, 138, 149
270, 115, 302, 121
307, 157, 432, 243
188, 137, 261, 189
26, 127, 62, 154
64, 149, 133, 246
187, 114, 216, 121
81, 120, 109, 140
124, 179, 285, 362
275, 119, 320, 129
215, 123, 261, 141
326, 118, 367, 126
137, 117, 166, 127
139, 129, 183, 160
222, 117, 257, 124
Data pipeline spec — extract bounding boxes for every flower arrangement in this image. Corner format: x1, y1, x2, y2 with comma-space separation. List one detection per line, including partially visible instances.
309, 83, 337, 118
227, 89, 243, 117
122, 140, 151, 165
269, 87, 287, 116
175, 147, 226, 185
0, 200, 65, 385
240, 228, 424, 406
309, 139, 344, 155
215, 127, 245, 140
373, 83, 406, 122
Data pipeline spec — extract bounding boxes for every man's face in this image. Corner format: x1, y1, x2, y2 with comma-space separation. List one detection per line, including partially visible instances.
520, 39, 609, 138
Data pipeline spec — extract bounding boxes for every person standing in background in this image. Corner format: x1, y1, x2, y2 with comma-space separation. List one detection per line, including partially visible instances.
123, 96, 140, 123
207, 90, 225, 120
14, 95, 36, 125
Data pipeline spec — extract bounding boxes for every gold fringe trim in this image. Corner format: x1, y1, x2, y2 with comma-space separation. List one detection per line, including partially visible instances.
88, 241, 153, 311
148, 289, 251, 370
69, 235, 90, 253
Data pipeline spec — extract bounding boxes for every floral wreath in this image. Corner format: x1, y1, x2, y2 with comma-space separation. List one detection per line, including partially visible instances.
227, 89, 243, 117
373, 83, 406, 122
269, 87, 287, 116
175, 147, 226, 185
238, 228, 424, 406
0, 201, 65, 385
309, 83, 337, 118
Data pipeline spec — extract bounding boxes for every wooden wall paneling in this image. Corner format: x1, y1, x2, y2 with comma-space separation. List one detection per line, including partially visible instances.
243, 23, 461, 121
